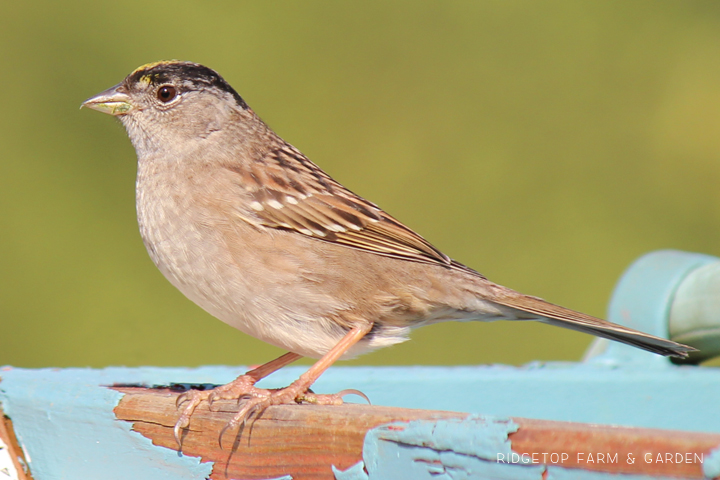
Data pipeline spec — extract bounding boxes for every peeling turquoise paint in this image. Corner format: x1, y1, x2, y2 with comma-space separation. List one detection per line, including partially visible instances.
333, 461, 367, 480
367, 415, 520, 460
333, 416, 704, 480
704, 444, 720, 479
361, 416, 541, 479
0, 367, 215, 480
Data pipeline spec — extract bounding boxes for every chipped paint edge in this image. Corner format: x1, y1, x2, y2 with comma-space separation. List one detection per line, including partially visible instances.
704, 444, 720, 479
0, 435, 20, 480
334, 416, 708, 480
0, 367, 214, 480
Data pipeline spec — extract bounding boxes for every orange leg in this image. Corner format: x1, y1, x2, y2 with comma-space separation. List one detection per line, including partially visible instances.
174, 351, 302, 446
244, 352, 303, 381
174, 324, 372, 449
216, 324, 373, 445
282, 324, 372, 404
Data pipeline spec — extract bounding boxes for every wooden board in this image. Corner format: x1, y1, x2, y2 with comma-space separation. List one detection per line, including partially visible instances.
114, 386, 720, 480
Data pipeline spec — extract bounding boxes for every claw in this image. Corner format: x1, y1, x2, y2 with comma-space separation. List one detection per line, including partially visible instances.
218, 420, 233, 450
176, 392, 190, 408
218, 399, 260, 449
174, 416, 188, 449
245, 402, 262, 422
336, 388, 371, 405
172, 390, 209, 448
208, 392, 221, 412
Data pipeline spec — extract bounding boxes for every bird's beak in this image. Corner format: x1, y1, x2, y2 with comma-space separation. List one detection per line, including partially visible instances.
81, 84, 132, 116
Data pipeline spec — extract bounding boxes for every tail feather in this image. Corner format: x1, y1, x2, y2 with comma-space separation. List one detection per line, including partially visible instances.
489, 287, 695, 358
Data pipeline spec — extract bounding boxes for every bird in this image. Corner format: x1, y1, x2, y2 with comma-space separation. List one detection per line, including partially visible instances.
82, 60, 695, 446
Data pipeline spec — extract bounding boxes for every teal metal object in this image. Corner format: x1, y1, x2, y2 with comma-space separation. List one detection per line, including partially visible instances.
2, 249, 720, 479
671, 259, 720, 357
586, 249, 720, 365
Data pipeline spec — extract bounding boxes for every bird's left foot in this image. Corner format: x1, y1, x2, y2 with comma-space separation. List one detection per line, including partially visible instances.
174, 375, 367, 449
214, 382, 362, 448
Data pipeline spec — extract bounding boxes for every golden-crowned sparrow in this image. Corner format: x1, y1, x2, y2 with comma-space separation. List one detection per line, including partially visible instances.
83, 61, 694, 445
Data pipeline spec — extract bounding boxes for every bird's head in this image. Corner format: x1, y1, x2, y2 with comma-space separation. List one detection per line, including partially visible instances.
83, 61, 251, 155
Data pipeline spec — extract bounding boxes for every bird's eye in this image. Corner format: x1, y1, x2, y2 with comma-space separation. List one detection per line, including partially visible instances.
157, 85, 177, 103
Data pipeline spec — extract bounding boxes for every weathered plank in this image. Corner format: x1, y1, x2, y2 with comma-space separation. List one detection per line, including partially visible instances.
114, 387, 464, 479
114, 386, 720, 480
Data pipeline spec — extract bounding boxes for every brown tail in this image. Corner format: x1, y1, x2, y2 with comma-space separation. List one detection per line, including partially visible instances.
490, 287, 695, 358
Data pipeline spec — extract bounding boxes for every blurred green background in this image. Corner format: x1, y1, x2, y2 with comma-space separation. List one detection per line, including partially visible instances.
2, 1, 720, 369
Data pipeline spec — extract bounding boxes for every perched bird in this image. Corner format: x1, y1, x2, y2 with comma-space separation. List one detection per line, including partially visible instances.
83, 61, 694, 445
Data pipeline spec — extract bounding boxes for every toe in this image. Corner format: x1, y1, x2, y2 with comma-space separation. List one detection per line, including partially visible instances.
174, 414, 191, 448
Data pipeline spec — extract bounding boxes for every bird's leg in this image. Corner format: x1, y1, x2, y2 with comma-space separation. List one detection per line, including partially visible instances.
218, 324, 372, 446
174, 351, 302, 446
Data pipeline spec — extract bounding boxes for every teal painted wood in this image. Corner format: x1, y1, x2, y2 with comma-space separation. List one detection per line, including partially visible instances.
2, 362, 720, 479
587, 249, 720, 365
670, 258, 720, 357
0, 367, 215, 480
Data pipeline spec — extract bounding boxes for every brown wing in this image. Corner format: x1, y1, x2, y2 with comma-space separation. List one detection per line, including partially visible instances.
224, 142, 454, 267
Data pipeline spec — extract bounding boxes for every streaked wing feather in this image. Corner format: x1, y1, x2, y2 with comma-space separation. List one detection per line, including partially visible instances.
227, 143, 452, 266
